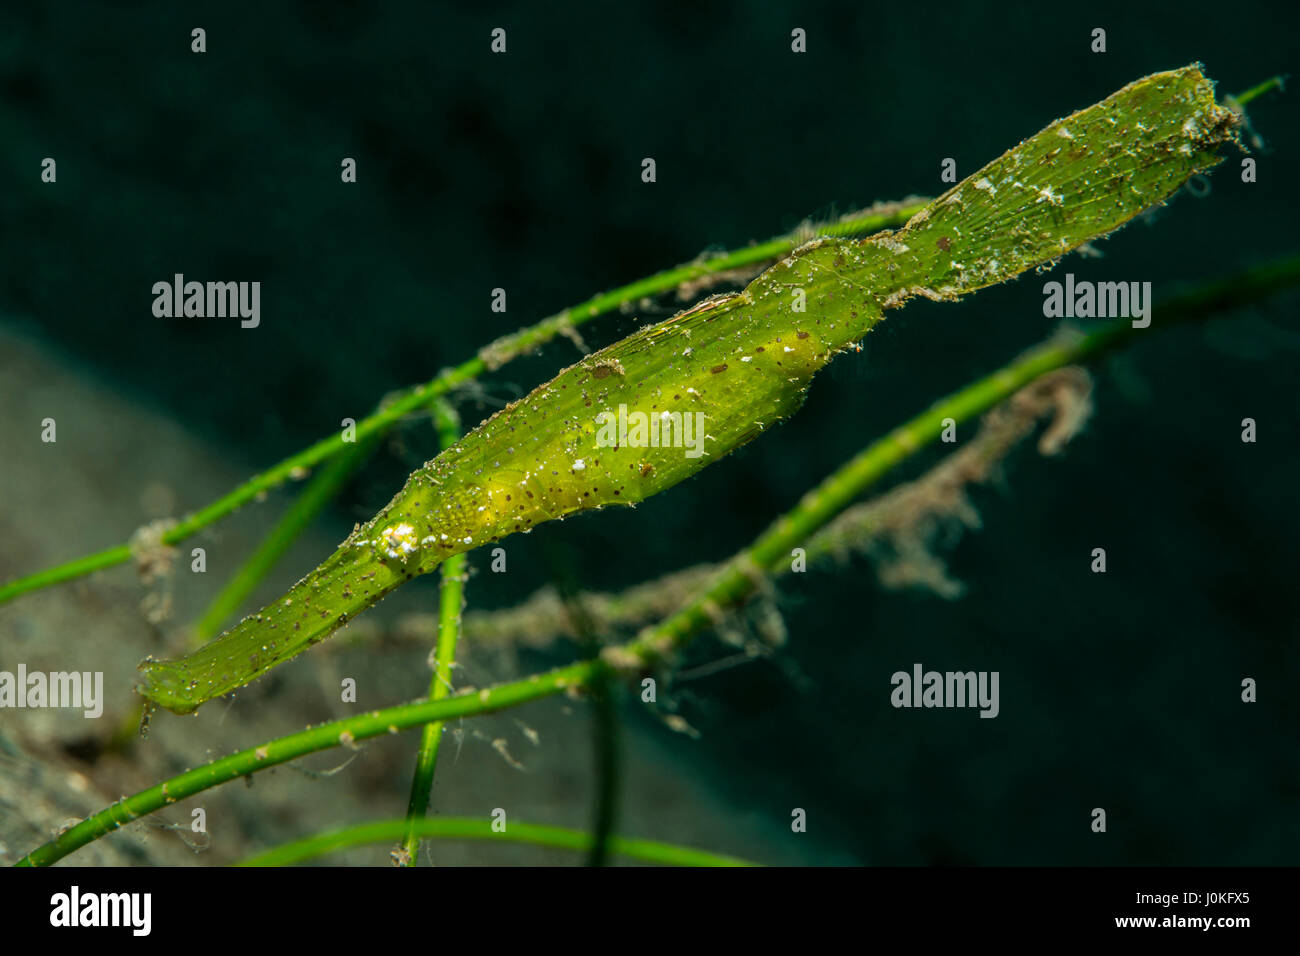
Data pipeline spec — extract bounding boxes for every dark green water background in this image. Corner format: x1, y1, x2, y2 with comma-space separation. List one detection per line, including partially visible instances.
2, 1, 1295, 863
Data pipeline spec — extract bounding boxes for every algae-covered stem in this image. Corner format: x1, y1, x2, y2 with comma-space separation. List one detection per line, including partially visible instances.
0, 199, 928, 610
137, 64, 1240, 714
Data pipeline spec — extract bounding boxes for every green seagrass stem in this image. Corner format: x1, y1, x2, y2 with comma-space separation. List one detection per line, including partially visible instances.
398, 400, 467, 866
0, 203, 924, 608
238, 817, 756, 867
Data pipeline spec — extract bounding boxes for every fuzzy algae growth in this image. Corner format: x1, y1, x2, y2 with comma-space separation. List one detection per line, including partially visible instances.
137, 64, 1239, 713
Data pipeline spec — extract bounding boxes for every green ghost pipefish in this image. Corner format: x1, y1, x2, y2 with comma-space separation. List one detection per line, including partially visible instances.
137, 64, 1240, 713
